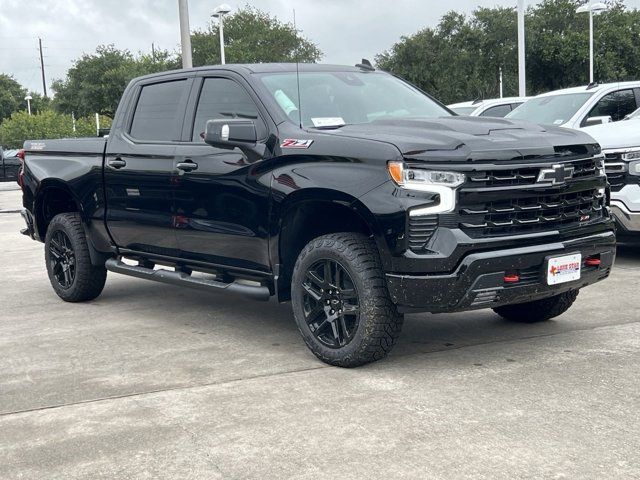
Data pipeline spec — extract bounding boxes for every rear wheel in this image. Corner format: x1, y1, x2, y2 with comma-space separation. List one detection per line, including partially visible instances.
291, 232, 403, 367
492, 290, 579, 323
45, 213, 107, 302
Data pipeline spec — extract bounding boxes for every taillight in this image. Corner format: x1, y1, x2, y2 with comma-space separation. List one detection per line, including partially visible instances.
17, 149, 25, 189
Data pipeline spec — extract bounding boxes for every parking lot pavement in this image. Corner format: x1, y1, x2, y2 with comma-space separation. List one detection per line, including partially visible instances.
1, 189, 639, 480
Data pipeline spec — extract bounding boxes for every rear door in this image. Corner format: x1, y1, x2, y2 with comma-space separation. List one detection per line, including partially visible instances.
171, 74, 273, 273
104, 75, 193, 257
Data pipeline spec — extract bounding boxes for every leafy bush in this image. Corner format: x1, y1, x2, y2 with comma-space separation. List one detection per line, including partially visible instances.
0, 111, 112, 148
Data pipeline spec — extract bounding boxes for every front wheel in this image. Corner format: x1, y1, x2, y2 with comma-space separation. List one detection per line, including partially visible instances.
291, 232, 403, 367
492, 290, 579, 323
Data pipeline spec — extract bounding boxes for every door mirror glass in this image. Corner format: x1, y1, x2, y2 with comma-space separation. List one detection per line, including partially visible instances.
584, 115, 612, 127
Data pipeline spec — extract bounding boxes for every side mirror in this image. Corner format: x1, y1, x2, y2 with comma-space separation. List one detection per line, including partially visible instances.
204, 119, 265, 160
584, 115, 612, 127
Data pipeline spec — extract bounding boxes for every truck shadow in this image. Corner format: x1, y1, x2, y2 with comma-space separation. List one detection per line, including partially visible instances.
100, 276, 587, 363
96, 244, 638, 365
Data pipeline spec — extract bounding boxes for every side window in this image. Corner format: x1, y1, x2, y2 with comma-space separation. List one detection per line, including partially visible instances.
192, 78, 260, 141
130, 80, 187, 141
587, 89, 637, 123
480, 104, 512, 117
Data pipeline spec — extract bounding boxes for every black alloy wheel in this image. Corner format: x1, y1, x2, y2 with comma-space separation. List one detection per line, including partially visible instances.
301, 259, 360, 349
291, 232, 404, 367
48, 229, 76, 289
44, 212, 107, 302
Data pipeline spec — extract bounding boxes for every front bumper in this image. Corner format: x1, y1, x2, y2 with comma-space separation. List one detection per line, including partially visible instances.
386, 230, 616, 313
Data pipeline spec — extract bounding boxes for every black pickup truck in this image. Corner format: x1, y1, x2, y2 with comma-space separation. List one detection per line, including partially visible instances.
20, 63, 615, 367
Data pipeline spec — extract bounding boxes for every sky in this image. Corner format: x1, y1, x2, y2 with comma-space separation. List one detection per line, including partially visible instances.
1, 0, 640, 95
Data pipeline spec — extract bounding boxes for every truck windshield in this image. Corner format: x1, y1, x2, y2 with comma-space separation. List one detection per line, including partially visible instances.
259, 71, 451, 128
507, 92, 594, 126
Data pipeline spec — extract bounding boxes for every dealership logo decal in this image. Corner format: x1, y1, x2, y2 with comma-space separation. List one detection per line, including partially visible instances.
281, 139, 314, 149
537, 164, 575, 185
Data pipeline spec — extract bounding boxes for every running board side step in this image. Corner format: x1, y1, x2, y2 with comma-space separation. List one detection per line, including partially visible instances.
105, 258, 271, 301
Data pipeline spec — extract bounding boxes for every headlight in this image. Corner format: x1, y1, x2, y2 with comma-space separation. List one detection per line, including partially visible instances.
629, 160, 640, 176
621, 150, 640, 161
387, 161, 465, 216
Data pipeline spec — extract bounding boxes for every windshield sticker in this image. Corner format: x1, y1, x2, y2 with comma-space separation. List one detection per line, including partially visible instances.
274, 90, 298, 115
553, 119, 564, 125
311, 117, 345, 128
281, 139, 314, 149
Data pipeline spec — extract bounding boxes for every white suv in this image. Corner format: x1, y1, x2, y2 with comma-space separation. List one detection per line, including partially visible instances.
507, 81, 640, 129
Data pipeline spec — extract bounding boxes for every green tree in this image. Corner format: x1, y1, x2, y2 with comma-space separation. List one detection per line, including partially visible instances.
27, 93, 52, 115
376, 0, 640, 104
0, 110, 112, 148
191, 6, 322, 66
51, 45, 178, 118
0, 74, 27, 123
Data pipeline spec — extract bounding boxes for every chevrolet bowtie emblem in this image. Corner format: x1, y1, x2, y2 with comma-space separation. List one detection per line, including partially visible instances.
537, 164, 575, 185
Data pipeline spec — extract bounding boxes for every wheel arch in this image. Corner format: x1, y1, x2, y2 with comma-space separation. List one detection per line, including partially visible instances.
33, 179, 84, 241
272, 188, 386, 302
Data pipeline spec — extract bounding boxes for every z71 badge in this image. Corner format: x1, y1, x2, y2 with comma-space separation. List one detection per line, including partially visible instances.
280, 139, 314, 149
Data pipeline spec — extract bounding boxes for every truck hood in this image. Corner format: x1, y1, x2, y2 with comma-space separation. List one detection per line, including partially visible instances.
321, 116, 598, 162
580, 119, 640, 151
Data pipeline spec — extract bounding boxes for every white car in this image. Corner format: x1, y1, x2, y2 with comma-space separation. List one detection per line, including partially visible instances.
581, 108, 640, 235
448, 97, 529, 117
507, 81, 640, 129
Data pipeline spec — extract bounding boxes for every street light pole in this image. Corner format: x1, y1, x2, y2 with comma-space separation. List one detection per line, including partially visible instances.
178, 0, 193, 68
212, 4, 232, 65
589, 8, 594, 83
517, 0, 526, 97
576, 2, 608, 84
219, 13, 226, 64
25, 95, 32, 116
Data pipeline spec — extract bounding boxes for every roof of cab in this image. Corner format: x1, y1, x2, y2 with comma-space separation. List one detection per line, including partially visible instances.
129, 63, 379, 84
535, 81, 640, 97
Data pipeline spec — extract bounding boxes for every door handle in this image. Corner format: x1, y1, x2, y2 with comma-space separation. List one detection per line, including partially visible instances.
108, 158, 127, 169
176, 161, 198, 172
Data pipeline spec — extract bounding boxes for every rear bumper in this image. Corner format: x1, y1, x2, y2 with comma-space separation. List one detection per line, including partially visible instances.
386, 230, 616, 313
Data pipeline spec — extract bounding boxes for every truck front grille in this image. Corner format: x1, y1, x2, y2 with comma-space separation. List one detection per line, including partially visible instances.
604, 153, 628, 192
467, 157, 599, 188
453, 156, 607, 238
458, 187, 606, 237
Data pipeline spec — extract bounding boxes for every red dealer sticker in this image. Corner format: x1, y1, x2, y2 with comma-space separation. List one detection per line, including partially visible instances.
281, 139, 314, 149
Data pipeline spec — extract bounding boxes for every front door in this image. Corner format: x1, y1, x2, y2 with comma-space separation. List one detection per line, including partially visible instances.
105, 77, 191, 257
172, 76, 272, 273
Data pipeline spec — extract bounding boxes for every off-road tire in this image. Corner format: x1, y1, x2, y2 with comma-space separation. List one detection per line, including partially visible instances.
493, 290, 579, 323
291, 232, 404, 367
45, 213, 107, 302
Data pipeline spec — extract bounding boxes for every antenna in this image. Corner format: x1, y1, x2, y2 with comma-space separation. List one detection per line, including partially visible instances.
293, 9, 302, 129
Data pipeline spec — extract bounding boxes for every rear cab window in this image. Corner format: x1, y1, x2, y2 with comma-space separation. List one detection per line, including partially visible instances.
129, 79, 189, 141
